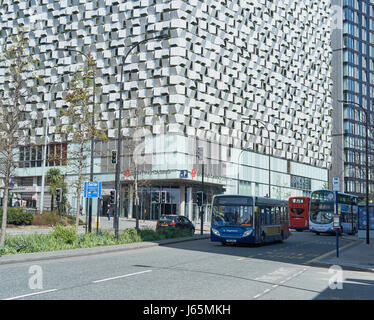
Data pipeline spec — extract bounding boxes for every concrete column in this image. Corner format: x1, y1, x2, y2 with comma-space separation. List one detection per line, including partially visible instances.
187, 187, 193, 221
128, 184, 134, 219
180, 185, 185, 216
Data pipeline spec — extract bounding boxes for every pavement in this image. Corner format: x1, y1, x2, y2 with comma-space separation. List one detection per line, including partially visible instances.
310, 234, 374, 272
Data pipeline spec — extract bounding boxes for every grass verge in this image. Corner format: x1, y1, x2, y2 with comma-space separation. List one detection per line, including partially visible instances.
0, 226, 193, 255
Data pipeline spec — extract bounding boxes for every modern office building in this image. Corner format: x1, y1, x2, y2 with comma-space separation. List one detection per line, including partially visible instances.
0, 0, 332, 222
330, 0, 374, 198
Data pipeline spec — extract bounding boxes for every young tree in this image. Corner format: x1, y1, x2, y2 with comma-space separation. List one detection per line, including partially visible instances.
46, 168, 67, 214
0, 29, 39, 245
59, 52, 107, 230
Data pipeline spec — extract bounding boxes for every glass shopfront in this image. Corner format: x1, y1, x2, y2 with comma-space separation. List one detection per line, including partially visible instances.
123, 185, 181, 221
121, 183, 223, 221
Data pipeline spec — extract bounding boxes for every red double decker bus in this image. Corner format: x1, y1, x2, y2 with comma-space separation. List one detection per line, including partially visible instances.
288, 197, 310, 231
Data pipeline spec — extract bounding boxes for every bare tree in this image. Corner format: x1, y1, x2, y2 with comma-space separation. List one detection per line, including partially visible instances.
0, 29, 39, 245
58, 53, 107, 230
122, 104, 157, 228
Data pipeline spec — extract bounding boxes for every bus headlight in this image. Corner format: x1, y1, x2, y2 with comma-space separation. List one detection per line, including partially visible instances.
211, 228, 220, 236
242, 229, 253, 237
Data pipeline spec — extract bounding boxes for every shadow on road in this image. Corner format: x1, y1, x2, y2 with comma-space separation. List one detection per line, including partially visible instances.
158, 231, 355, 269
314, 277, 374, 300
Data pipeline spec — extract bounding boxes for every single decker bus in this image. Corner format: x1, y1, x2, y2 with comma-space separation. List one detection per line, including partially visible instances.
210, 195, 290, 245
309, 190, 358, 235
288, 196, 310, 231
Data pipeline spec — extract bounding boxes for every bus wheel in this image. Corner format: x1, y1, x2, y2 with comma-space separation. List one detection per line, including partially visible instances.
316, 232, 320, 235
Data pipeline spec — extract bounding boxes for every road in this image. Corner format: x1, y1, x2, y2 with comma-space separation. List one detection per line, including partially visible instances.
0, 231, 373, 300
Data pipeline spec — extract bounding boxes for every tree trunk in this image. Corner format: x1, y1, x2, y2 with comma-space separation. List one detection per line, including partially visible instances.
135, 166, 139, 230
75, 146, 84, 231
0, 178, 9, 246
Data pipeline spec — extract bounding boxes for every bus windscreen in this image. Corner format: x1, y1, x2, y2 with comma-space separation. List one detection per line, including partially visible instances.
212, 196, 253, 226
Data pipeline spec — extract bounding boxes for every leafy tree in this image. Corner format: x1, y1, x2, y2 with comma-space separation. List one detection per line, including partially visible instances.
0, 28, 39, 245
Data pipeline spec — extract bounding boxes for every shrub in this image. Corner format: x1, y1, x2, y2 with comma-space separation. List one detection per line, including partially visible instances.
4, 234, 60, 253
51, 225, 77, 244
32, 211, 61, 226
0, 207, 33, 226
32, 211, 85, 227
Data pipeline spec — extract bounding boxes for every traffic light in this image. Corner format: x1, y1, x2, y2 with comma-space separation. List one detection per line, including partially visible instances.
111, 150, 117, 164
161, 191, 166, 203
196, 191, 205, 207
110, 190, 116, 204
56, 188, 62, 203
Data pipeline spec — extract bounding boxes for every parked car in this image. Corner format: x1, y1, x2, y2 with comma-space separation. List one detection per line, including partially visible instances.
156, 215, 195, 235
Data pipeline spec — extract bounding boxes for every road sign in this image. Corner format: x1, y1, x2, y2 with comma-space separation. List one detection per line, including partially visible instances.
84, 181, 102, 198
332, 177, 340, 191
333, 214, 341, 229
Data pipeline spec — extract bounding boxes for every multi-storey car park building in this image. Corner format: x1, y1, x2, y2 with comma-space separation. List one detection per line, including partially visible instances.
0, 0, 332, 222
331, 0, 374, 198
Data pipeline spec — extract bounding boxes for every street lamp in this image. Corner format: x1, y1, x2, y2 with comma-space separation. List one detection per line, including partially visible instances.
57, 47, 96, 233
236, 148, 251, 194
242, 117, 273, 198
114, 33, 169, 240
338, 100, 371, 244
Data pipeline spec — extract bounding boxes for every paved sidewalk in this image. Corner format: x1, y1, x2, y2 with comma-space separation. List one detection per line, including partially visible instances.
313, 236, 374, 272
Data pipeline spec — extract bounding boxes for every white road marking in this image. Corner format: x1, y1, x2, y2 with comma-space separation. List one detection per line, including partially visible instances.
253, 267, 308, 299
3, 289, 58, 300
92, 270, 152, 283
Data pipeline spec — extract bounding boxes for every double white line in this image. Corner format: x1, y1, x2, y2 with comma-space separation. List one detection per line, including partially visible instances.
3, 269, 152, 300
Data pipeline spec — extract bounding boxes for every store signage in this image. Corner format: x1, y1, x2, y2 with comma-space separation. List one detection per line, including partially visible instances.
290, 175, 311, 190
191, 169, 196, 178
180, 170, 188, 178
124, 169, 131, 177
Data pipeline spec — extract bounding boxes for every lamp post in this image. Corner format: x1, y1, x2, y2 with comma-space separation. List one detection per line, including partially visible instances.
338, 100, 371, 244
236, 148, 251, 194
114, 34, 169, 240
242, 117, 272, 198
57, 47, 96, 232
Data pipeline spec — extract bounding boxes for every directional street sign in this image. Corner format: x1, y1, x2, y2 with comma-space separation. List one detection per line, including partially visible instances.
84, 181, 102, 198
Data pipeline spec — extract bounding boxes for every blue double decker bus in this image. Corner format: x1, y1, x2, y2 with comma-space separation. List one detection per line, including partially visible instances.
210, 195, 290, 245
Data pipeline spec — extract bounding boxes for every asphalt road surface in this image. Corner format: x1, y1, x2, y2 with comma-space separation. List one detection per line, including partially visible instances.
0, 231, 373, 300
